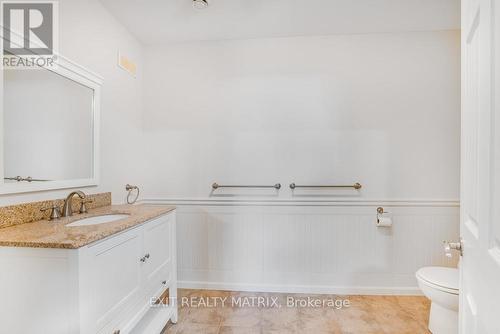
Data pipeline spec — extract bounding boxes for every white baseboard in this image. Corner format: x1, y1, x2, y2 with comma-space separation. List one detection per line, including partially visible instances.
178, 280, 423, 296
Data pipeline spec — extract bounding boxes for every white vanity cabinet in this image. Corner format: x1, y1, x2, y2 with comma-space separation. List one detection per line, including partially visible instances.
0, 211, 177, 334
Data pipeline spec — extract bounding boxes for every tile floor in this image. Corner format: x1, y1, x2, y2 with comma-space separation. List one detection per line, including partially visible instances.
162, 289, 431, 334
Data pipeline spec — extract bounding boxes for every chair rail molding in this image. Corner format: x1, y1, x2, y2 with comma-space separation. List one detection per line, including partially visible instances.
140, 197, 460, 207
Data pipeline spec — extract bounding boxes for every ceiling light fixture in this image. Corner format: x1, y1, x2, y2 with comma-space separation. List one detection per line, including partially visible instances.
193, 0, 210, 9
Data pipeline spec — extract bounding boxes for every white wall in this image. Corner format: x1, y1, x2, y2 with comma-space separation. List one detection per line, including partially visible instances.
142, 31, 460, 201
142, 30, 461, 293
0, 0, 144, 205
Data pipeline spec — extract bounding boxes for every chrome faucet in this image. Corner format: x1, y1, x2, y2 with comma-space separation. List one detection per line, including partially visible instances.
62, 190, 87, 217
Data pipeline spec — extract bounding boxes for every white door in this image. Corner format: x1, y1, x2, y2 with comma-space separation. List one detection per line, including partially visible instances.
461, 0, 500, 333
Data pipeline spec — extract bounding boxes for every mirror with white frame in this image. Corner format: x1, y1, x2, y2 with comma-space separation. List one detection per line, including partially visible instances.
1, 56, 102, 194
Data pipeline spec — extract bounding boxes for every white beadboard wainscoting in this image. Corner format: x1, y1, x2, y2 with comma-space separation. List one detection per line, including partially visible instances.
142, 199, 459, 295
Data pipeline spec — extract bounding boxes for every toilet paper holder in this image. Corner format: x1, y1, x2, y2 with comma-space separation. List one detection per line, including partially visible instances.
377, 207, 388, 215
376, 207, 392, 227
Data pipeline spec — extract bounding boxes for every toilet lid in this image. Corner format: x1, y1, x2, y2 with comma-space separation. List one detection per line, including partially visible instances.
416, 267, 459, 291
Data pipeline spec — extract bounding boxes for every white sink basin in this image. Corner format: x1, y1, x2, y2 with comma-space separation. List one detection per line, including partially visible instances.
66, 214, 130, 227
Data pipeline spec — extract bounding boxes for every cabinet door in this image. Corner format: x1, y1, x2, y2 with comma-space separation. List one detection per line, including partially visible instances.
82, 227, 143, 334
142, 214, 172, 301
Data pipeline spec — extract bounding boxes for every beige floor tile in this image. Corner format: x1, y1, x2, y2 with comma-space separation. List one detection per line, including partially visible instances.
260, 307, 299, 332
220, 307, 262, 327
395, 296, 431, 327
175, 324, 220, 334
333, 303, 385, 334
161, 289, 431, 334
184, 307, 224, 326
297, 307, 342, 333
371, 305, 429, 334
219, 326, 262, 334
261, 329, 296, 334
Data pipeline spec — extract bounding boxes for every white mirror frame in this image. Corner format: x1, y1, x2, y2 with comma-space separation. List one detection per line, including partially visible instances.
0, 49, 103, 195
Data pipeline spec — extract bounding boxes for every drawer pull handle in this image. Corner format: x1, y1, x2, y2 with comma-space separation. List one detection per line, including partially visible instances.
145, 253, 150, 259
162, 280, 167, 285
113, 330, 120, 334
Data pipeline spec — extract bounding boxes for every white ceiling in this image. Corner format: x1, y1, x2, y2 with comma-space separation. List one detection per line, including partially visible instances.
99, 0, 460, 45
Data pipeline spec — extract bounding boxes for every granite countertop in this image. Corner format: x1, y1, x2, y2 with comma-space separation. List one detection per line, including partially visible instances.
0, 204, 175, 249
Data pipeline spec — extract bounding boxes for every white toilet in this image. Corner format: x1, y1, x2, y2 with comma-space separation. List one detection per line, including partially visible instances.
416, 266, 459, 334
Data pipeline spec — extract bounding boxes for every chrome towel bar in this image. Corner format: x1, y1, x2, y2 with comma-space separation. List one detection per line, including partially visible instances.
212, 183, 281, 190
290, 182, 362, 190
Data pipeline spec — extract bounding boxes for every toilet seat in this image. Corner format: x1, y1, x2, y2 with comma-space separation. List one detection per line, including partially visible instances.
416, 267, 459, 295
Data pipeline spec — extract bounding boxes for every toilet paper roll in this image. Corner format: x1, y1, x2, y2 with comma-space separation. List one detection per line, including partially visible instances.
377, 216, 392, 227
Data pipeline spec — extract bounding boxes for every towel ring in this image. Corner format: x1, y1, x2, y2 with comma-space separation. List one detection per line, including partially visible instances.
126, 184, 140, 204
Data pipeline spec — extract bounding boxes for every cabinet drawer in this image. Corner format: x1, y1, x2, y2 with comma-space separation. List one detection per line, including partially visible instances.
146, 262, 171, 305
